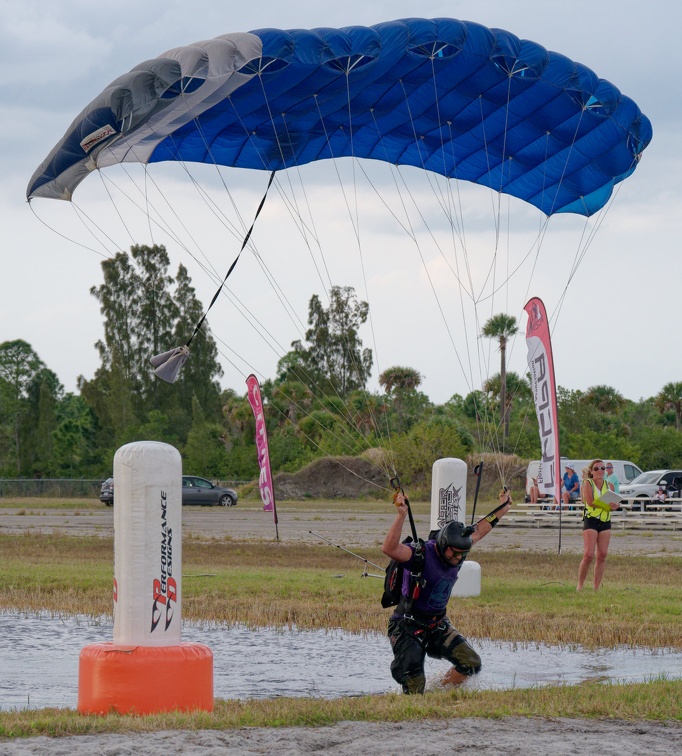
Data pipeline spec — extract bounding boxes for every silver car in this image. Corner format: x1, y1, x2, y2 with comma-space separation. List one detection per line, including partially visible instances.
181, 476, 238, 507
99, 475, 238, 507
619, 470, 682, 510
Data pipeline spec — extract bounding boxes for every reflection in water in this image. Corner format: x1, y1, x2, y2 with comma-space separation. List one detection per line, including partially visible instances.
1, 611, 679, 710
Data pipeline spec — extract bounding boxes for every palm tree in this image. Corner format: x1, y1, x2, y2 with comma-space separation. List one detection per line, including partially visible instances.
654, 382, 682, 430
379, 366, 423, 395
483, 371, 531, 423
271, 380, 313, 427
582, 384, 626, 414
481, 313, 518, 441
379, 366, 423, 432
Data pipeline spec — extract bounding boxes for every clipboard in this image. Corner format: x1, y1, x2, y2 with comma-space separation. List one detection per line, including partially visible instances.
597, 490, 622, 506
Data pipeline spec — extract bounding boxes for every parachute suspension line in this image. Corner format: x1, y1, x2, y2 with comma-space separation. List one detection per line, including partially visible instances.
393, 78, 475, 390
208, 329, 395, 478
262, 108, 396, 467
398, 78, 502, 461
339, 68, 401, 478
473, 94, 504, 307
159, 123, 338, 376
481, 75, 515, 325
142, 166, 155, 247
96, 163, 308, 371
184, 95, 395, 477
430, 72, 499, 463
351, 136, 476, 306
280, 109, 335, 293
138, 91, 311, 350
202, 133, 386, 460
432, 120, 485, 418
185, 170, 276, 348
165, 95, 314, 339
551, 185, 623, 332
69, 198, 128, 257
544, 107, 588, 218
100, 162, 304, 369
441, 121, 480, 411
95, 170, 139, 248
27, 202, 110, 261
104, 131, 255, 298
71, 188, 287, 400
468, 84, 525, 472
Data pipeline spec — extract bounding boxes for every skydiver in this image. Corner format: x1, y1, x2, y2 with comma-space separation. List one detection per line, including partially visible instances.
382, 489, 512, 694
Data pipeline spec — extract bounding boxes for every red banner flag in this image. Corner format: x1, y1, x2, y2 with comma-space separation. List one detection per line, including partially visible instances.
246, 375, 279, 534
524, 298, 561, 506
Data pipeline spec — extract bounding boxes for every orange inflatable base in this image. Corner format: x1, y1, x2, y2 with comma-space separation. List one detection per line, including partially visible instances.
78, 642, 214, 715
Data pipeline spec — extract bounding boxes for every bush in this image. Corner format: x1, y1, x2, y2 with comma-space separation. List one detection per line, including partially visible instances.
392, 419, 469, 496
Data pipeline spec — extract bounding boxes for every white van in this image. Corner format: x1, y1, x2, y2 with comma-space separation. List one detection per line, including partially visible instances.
525, 458, 643, 501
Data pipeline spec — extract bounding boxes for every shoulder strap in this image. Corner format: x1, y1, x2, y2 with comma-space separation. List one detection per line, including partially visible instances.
397, 538, 427, 613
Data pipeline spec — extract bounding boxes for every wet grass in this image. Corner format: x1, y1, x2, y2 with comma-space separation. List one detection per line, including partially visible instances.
1, 534, 680, 648
0, 678, 680, 738
0, 531, 680, 737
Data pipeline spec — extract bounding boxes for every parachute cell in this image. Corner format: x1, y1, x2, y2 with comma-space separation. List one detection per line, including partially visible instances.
27, 18, 651, 216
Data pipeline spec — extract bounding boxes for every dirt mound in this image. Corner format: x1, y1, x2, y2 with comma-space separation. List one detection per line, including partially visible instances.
273, 453, 528, 501
274, 457, 386, 499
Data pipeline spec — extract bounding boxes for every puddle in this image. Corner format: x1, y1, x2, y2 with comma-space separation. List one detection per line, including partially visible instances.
1, 611, 680, 710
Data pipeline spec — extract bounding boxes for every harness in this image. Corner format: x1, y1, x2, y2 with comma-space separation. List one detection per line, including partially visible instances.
381, 536, 425, 610
396, 538, 426, 614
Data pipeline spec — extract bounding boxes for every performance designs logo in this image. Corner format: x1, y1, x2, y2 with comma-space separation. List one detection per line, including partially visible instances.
80, 124, 116, 153
437, 483, 462, 528
150, 490, 177, 632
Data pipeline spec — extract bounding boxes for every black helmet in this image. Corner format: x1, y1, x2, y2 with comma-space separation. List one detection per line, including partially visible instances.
436, 521, 474, 563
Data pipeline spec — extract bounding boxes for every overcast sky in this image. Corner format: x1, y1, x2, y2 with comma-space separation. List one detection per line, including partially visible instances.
2, 0, 680, 407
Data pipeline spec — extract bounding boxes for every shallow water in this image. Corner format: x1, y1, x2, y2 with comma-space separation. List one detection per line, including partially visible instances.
1, 611, 680, 711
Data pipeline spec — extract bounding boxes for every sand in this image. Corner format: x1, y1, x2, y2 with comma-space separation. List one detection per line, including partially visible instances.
3, 717, 682, 755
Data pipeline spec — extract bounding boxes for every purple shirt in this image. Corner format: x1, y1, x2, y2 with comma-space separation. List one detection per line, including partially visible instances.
396, 540, 461, 618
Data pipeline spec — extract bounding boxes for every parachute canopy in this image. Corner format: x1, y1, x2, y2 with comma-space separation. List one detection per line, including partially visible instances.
27, 17, 652, 216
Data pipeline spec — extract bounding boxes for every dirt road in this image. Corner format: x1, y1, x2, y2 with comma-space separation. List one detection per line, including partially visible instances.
2, 501, 681, 556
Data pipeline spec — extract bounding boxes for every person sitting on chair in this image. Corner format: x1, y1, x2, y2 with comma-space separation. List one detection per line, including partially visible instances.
561, 463, 581, 509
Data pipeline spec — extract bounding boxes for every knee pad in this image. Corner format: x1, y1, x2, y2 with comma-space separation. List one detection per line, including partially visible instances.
401, 672, 426, 695
447, 634, 482, 677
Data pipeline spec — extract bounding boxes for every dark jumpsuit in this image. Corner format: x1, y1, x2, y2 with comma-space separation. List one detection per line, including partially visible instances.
387, 540, 481, 694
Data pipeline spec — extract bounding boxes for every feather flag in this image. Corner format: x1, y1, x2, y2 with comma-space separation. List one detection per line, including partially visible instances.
524, 298, 561, 510
246, 374, 279, 539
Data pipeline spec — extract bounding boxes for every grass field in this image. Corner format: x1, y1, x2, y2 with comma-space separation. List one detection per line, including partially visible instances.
0, 499, 681, 737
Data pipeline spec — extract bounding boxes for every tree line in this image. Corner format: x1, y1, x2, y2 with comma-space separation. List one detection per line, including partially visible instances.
2, 244, 682, 485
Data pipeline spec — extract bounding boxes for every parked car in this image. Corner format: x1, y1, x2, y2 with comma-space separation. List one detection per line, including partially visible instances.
100, 477, 114, 506
99, 475, 238, 507
619, 470, 682, 510
181, 476, 238, 507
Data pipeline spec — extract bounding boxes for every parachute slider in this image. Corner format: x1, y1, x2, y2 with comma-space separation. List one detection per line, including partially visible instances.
151, 345, 189, 384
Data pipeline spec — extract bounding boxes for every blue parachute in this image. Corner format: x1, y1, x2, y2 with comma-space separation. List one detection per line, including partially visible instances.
27, 18, 652, 216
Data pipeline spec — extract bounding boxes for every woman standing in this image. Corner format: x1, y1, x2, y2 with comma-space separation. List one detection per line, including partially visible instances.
577, 459, 620, 591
